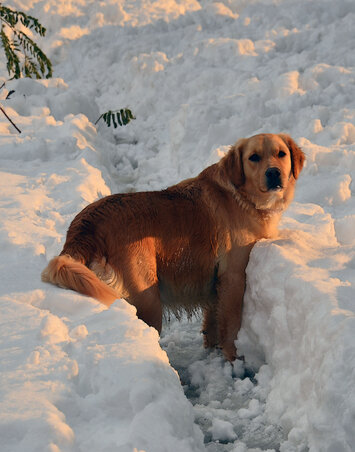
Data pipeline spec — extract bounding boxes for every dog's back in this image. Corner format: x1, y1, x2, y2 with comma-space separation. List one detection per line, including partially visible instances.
41, 185, 214, 307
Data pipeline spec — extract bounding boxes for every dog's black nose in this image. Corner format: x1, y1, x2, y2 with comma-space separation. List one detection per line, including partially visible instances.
265, 167, 282, 190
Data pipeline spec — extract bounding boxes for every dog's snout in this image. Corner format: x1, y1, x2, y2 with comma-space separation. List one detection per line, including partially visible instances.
265, 167, 282, 190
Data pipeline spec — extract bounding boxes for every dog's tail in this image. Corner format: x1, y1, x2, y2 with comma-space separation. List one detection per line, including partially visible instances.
41, 255, 118, 306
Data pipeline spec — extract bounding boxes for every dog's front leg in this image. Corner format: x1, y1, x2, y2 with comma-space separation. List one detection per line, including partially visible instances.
217, 246, 252, 361
217, 272, 245, 361
202, 303, 218, 348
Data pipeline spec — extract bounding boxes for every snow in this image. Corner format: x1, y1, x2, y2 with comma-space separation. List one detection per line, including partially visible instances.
0, 0, 354, 451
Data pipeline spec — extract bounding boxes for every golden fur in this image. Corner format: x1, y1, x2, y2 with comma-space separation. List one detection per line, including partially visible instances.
42, 133, 305, 361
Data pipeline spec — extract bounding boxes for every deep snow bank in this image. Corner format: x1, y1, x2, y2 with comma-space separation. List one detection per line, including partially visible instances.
239, 202, 355, 452
0, 0, 354, 451
0, 291, 204, 452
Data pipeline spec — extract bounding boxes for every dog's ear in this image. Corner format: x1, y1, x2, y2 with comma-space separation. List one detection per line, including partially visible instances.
221, 138, 246, 188
279, 134, 305, 179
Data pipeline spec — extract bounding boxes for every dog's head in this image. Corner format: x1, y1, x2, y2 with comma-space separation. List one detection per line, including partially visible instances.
224, 133, 305, 210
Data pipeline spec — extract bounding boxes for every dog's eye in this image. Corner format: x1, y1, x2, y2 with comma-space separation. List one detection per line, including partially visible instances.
278, 150, 286, 158
249, 153, 261, 162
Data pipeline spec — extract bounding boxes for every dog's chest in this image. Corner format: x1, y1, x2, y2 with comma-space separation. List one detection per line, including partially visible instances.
158, 273, 217, 310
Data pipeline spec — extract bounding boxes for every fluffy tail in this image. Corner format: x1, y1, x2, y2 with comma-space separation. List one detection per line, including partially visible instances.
41, 255, 118, 306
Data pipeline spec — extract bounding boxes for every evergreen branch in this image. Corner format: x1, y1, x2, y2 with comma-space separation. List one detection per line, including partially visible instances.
13, 29, 52, 78
0, 5, 46, 37
1, 27, 20, 78
95, 109, 136, 128
24, 56, 41, 79
0, 4, 52, 79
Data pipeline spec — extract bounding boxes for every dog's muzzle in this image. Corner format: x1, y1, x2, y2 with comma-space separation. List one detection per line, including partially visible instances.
265, 167, 282, 191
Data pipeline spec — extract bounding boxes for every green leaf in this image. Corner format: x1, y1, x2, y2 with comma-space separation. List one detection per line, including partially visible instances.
0, 28, 21, 78
127, 109, 135, 120
112, 113, 118, 128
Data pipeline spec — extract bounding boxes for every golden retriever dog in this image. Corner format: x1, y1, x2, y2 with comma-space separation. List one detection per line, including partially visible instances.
42, 133, 305, 361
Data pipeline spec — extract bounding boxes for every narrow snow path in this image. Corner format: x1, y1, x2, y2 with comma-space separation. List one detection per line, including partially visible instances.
161, 318, 284, 451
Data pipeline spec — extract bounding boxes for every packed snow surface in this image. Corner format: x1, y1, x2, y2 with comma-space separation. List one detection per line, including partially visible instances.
0, 0, 354, 451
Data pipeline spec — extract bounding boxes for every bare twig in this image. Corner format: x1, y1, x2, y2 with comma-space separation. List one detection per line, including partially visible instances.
0, 103, 21, 133
6, 90, 15, 99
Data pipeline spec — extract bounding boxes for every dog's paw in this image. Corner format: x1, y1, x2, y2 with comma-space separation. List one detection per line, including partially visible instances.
221, 343, 237, 362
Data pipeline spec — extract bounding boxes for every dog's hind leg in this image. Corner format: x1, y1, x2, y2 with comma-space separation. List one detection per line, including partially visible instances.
128, 283, 162, 334
111, 238, 163, 333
